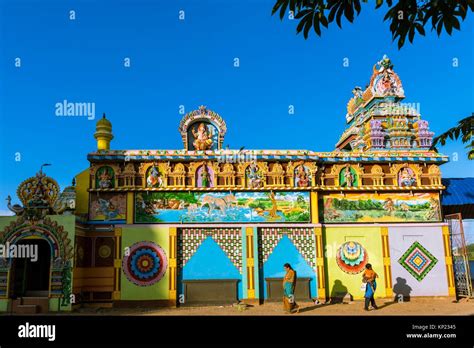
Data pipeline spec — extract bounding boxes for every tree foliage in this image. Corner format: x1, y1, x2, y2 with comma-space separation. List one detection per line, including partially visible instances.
431, 114, 474, 159
271, 0, 473, 49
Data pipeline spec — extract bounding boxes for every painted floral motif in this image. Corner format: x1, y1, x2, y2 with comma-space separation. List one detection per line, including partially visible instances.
336, 241, 368, 274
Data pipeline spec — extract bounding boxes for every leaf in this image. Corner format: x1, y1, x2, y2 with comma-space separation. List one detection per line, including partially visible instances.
336, 2, 345, 28
344, 1, 355, 23
295, 8, 312, 19
328, 2, 339, 23
272, 0, 288, 18
296, 16, 306, 33
354, 0, 361, 14
397, 36, 405, 49
320, 14, 329, 28
313, 15, 322, 36
445, 16, 454, 35
303, 15, 313, 38
408, 27, 415, 43
415, 23, 425, 35
454, 127, 461, 139
436, 19, 444, 36
279, 1, 289, 20
452, 16, 460, 31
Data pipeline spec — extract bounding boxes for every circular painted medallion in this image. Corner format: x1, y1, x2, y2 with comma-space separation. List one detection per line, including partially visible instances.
122, 241, 168, 286
336, 241, 368, 274
98, 245, 112, 259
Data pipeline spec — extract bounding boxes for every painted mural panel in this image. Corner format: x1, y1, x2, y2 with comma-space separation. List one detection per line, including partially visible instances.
135, 191, 310, 223
89, 193, 126, 222
388, 226, 448, 297
324, 226, 386, 300
322, 192, 441, 223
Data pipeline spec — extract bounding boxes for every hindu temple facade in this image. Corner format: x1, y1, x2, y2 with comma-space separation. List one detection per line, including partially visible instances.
0, 56, 455, 312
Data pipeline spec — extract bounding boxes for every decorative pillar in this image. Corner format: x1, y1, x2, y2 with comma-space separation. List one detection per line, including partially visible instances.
314, 227, 326, 300
113, 227, 122, 300
310, 191, 319, 224
126, 192, 134, 224
245, 227, 256, 300
168, 227, 178, 304
442, 226, 456, 296
380, 227, 393, 298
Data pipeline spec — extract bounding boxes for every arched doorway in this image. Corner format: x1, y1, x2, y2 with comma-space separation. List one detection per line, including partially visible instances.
10, 238, 51, 297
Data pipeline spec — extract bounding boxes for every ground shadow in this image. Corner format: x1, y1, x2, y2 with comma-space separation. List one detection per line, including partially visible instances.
329, 279, 351, 304
376, 300, 398, 310
297, 302, 335, 313
392, 277, 412, 303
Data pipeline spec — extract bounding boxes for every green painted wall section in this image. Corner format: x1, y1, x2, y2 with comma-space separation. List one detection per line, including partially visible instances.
121, 226, 170, 301
0, 299, 8, 312
324, 226, 386, 300
0, 216, 17, 231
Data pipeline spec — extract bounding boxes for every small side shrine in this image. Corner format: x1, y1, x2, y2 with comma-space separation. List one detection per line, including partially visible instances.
0, 167, 75, 313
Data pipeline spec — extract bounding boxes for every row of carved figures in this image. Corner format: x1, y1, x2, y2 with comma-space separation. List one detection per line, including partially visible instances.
89, 161, 443, 189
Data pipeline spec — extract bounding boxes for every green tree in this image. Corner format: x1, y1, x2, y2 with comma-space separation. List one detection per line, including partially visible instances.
431, 114, 473, 159
272, 0, 472, 49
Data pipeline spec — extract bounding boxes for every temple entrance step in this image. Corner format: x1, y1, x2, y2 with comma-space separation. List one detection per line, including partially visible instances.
15, 304, 38, 314
11, 297, 49, 314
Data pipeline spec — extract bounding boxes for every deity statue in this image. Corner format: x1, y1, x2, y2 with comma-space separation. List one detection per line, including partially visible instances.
98, 168, 113, 188
352, 86, 363, 99
200, 165, 211, 188
343, 165, 355, 187
399, 168, 416, 187
147, 166, 163, 188
192, 123, 213, 150
28, 181, 49, 207
247, 160, 263, 188
295, 165, 310, 187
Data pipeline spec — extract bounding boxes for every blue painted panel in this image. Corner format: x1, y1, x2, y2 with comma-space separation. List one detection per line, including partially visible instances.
179, 236, 242, 299
261, 235, 317, 299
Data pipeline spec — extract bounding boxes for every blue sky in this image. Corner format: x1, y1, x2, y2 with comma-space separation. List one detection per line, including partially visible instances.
0, 0, 473, 214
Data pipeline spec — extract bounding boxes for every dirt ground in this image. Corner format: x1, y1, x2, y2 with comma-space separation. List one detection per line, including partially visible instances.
69, 297, 474, 316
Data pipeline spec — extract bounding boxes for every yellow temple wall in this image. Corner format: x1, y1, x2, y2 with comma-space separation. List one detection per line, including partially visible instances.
75, 169, 90, 217
120, 226, 173, 302
324, 225, 386, 300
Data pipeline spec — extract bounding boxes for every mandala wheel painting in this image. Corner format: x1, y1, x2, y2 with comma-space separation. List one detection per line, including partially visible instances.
336, 241, 368, 274
122, 241, 168, 286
